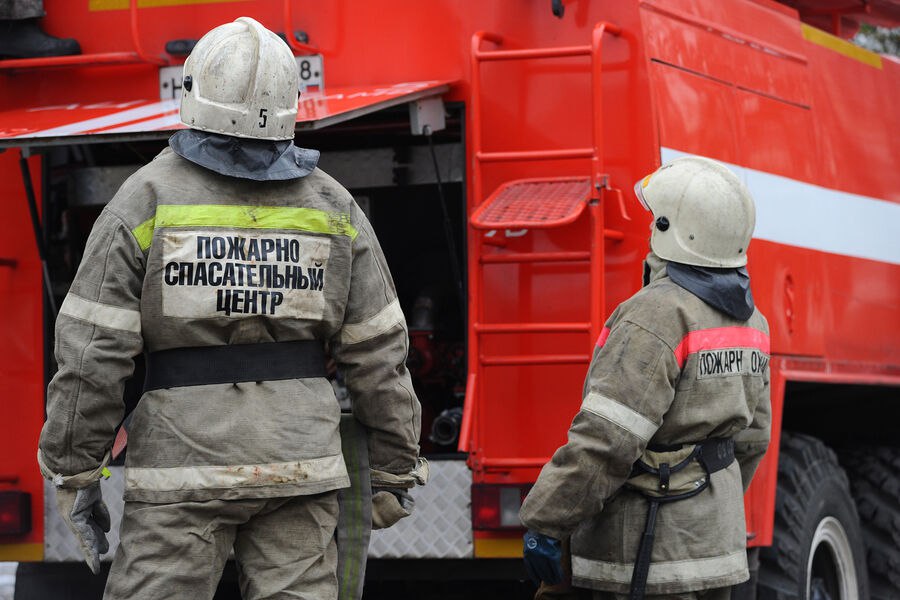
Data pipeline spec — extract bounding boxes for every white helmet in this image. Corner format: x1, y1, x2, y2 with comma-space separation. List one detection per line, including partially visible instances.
180, 17, 298, 141
633, 156, 756, 268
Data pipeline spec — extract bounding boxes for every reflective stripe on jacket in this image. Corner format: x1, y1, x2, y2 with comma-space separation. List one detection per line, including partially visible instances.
519, 265, 770, 595
39, 147, 422, 503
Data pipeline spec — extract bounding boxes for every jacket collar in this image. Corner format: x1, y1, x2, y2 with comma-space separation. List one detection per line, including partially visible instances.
643, 251, 755, 321
169, 129, 320, 181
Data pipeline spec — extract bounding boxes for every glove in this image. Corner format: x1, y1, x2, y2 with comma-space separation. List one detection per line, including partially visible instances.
55, 481, 111, 574
523, 530, 563, 585
371, 487, 414, 530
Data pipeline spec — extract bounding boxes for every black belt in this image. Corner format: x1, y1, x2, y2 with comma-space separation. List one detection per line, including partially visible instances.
629, 438, 735, 483
143, 341, 326, 392
629, 438, 735, 600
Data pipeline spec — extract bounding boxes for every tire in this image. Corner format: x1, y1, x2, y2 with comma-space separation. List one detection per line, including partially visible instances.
758, 433, 869, 600
838, 445, 900, 600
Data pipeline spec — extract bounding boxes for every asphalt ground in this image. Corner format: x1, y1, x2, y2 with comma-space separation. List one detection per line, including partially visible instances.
8, 561, 538, 599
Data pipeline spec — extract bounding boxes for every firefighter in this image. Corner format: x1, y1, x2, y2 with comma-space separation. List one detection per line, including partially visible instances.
36, 17, 425, 600
520, 156, 771, 600
0, 0, 80, 58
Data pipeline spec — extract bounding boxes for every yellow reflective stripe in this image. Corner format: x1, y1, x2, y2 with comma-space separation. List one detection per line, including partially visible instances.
340, 299, 405, 345
90, 0, 245, 10
801, 24, 882, 69
130, 204, 358, 251
59, 293, 142, 333
124, 455, 348, 492
154, 205, 358, 238
582, 392, 658, 442
132, 216, 156, 251
572, 549, 747, 587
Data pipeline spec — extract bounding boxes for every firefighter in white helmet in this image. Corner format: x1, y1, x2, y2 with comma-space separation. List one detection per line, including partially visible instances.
520, 156, 771, 600
37, 17, 425, 599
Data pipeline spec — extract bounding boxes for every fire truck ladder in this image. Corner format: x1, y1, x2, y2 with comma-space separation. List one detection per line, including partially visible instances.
460, 23, 623, 469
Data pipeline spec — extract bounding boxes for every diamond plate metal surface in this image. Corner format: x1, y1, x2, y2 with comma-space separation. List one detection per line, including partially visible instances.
44, 468, 126, 562
45, 461, 473, 562
369, 460, 472, 559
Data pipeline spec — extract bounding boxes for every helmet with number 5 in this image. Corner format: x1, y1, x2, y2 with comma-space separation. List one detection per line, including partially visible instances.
180, 17, 299, 141
633, 156, 756, 268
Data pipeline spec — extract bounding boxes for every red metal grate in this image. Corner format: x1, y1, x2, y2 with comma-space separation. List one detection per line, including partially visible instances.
470, 177, 592, 229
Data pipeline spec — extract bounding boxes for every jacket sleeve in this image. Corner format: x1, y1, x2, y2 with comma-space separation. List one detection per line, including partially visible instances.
38, 208, 145, 481
733, 366, 771, 491
519, 320, 680, 539
330, 207, 422, 480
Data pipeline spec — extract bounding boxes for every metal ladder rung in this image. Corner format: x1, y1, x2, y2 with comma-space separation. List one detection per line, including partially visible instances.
480, 354, 592, 366
0, 52, 161, 71
481, 251, 591, 264
476, 148, 593, 163
475, 322, 591, 334
474, 45, 592, 62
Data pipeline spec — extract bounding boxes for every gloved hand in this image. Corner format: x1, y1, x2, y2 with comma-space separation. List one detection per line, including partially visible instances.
55, 481, 111, 574
371, 487, 414, 530
523, 530, 563, 585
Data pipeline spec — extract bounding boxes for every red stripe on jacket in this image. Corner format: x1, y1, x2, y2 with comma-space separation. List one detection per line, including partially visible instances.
595, 327, 611, 349
673, 326, 770, 369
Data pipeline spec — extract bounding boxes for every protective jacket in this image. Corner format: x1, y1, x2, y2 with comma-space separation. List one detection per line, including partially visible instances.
520, 254, 770, 595
39, 146, 422, 503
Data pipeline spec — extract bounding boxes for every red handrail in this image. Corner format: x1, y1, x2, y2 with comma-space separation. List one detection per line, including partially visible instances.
283, 0, 323, 55
128, 0, 165, 65
457, 373, 477, 453
464, 31, 498, 463
0, 0, 166, 70
588, 22, 621, 344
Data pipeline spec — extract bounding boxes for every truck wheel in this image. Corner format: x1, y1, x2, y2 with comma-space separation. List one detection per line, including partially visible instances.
758, 432, 868, 600
838, 445, 900, 600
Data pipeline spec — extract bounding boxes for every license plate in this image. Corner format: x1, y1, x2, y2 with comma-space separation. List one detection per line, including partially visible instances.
296, 55, 324, 94
159, 65, 186, 102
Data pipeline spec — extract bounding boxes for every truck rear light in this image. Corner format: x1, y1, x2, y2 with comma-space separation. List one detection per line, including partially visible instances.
0, 491, 31, 536
471, 484, 532, 530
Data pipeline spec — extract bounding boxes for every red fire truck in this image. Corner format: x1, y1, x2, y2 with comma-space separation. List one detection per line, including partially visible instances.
1, 1, 897, 598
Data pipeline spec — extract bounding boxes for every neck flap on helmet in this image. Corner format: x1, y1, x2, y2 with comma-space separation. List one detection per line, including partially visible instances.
169, 129, 319, 181
666, 261, 755, 321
